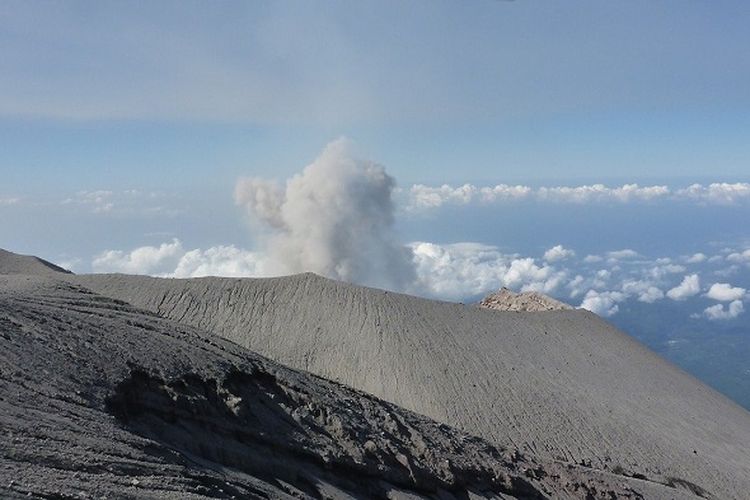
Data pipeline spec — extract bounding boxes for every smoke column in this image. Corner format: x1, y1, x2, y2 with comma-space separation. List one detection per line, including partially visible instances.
235, 138, 416, 291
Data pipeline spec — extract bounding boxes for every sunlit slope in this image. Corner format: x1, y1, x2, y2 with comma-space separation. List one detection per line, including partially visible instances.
72, 272, 750, 499
0, 248, 72, 276
2, 273, 693, 499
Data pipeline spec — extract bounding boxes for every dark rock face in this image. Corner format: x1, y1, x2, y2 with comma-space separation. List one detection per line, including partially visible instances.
104, 368, 544, 499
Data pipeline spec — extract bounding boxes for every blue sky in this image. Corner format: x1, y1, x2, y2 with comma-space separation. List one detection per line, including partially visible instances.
2, 0, 750, 190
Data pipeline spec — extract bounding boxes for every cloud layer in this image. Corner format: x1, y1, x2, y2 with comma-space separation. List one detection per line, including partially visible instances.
408, 182, 750, 210
89, 237, 750, 323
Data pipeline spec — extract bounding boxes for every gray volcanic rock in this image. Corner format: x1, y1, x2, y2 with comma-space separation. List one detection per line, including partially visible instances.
69, 272, 750, 499
479, 287, 572, 311
0, 248, 72, 276
0, 274, 689, 499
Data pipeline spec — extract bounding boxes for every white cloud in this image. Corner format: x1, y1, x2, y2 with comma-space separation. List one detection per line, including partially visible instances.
638, 286, 665, 303
406, 182, 750, 210
543, 245, 575, 263
714, 266, 741, 278
666, 274, 701, 300
409, 242, 566, 301
91, 239, 275, 279
172, 246, 274, 278
93, 239, 184, 275
87, 236, 749, 321
647, 263, 686, 280
56, 258, 82, 273
685, 252, 707, 264
703, 300, 745, 320
580, 289, 625, 317
606, 249, 640, 260
61, 189, 183, 216
478, 185, 533, 203
727, 249, 750, 265
567, 275, 586, 298
0, 197, 21, 206
594, 269, 612, 285
676, 183, 750, 205
583, 254, 603, 264
621, 280, 664, 303
537, 183, 669, 203
408, 183, 530, 209
705, 283, 746, 302
64, 190, 115, 214
408, 184, 477, 209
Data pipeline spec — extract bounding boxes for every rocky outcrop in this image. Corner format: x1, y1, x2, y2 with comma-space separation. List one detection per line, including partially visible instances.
479, 287, 573, 312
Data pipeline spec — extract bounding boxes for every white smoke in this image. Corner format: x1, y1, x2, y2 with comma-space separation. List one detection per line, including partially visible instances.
234, 138, 416, 291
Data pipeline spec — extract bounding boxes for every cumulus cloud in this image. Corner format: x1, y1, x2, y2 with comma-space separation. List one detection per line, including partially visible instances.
621, 280, 664, 303
537, 184, 669, 203
685, 253, 707, 264
646, 263, 686, 280
543, 245, 575, 263
567, 275, 586, 298
639, 286, 665, 303
92, 239, 275, 278
727, 249, 750, 265
666, 274, 701, 300
478, 184, 533, 203
606, 249, 640, 261
580, 290, 625, 317
235, 138, 415, 291
705, 283, 746, 302
171, 246, 273, 278
676, 183, 750, 205
410, 242, 567, 301
408, 183, 530, 209
409, 184, 478, 209
87, 233, 750, 322
583, 254, 604, 264
703, 300, 745, 320
93, 239, 185, 275
407, 181, 750, 210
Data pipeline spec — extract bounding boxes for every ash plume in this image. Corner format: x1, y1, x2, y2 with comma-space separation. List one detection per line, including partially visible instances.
235, 138, 415, 291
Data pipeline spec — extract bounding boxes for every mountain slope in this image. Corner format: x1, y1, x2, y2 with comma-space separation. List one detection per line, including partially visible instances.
0, 248, 72, 276
0, 273, 688, 499
69, 272, 750, 499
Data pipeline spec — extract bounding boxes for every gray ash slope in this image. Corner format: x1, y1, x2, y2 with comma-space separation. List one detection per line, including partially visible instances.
0, 248, 72, 276
69, 272, 750, 499
0, 269, 687, 498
